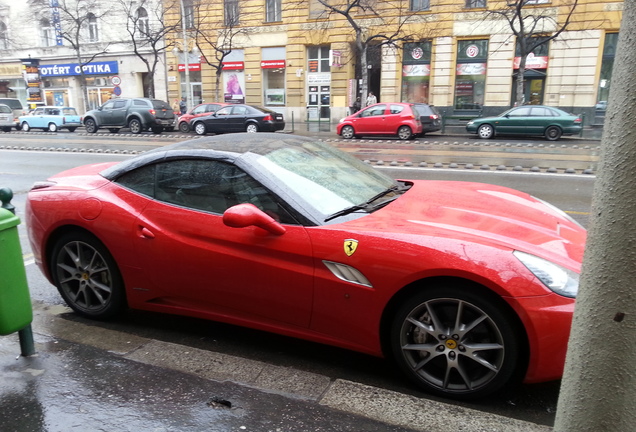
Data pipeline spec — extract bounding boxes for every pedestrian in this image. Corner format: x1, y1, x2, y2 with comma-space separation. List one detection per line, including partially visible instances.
351, 97, 361, 114
179, 97, 187, 115
366, 91, 377, 107
172, 99, 180, 115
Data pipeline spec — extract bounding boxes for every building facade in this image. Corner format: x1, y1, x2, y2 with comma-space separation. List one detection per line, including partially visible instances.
0, 0, 168, 114
166, 0, 622, 124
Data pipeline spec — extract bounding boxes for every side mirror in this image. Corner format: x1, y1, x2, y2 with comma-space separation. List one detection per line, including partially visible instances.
223, 203, 286, 236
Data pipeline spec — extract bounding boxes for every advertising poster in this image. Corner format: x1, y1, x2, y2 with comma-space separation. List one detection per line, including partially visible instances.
223, 70, 245, 104
21, 58, 43, 103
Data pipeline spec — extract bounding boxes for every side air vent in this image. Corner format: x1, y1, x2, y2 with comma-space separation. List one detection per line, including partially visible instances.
322, 261, 373, 288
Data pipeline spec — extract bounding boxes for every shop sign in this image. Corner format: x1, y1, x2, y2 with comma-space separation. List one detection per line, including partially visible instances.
222, 62, 244, 70
307, 73, 331, 85
403, 64, 431, 77
261, 60, 286, 69
456, 63, 486, 75
21, 58, 43, 103
513, 54, 548, 69
40, 61, 119, 76
0, 64, 22, 77
465, 44, 480, 58
177, 63, 201, 72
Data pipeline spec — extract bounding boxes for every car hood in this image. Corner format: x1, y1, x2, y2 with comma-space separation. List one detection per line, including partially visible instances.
342, 180, 586, 268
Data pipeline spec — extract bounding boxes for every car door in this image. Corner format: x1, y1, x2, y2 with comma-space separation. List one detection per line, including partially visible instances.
207, 106, 233, 132
496, 106, 532, 135
30, 108, 45, 128
230, 105, 249, 132
354, 104, 388, 134
97, 100, 117, 126
130, 158, 315, 327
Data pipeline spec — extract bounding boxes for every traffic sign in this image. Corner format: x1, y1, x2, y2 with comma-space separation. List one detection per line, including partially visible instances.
113, 86, 122, 96
111, 76, 122, 86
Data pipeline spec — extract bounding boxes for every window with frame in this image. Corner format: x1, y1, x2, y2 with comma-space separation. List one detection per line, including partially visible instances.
87, 13, 98, 42
137, 7, 150, 36
266, 0, 282, 22
410, 0, 430, 11
40, 18, 55, 47
183, 0, 195, 29
465, 0, 486, 8
224, 0, 239, 26
0, 21, 7, 49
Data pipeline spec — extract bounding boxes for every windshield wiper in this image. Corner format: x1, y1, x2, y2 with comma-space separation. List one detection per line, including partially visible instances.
324, 184, 410, 222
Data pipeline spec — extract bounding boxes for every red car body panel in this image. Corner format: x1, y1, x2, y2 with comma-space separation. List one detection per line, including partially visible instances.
337, 103, 423, 138
26, 159, 584, 385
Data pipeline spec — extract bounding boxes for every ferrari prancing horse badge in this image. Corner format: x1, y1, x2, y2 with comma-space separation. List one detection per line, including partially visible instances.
344, 239, 358, 256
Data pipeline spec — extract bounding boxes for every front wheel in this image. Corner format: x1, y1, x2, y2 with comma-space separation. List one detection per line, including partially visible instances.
397, 125, 413, 140
50, 231, 127, 320
246, 123, 259, 133
21, 122, 30, 132
477, 124, 494, 139
194, 122, 207, 135
545, 126, 562, 141
48, 123, 58, 132
340, 125, 355, 139
129, 118, 142, 134
390, 285, 523, 400
178, 121, 190, 133
84, 118, 98, 133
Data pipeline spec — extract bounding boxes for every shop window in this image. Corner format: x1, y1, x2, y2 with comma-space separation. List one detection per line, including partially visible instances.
410, 0, 430, 11
0, 21, 7, 49
40, 18, 56, 47
455, 39, 488, 110
137, 7, 150, 36
307, 46, 330, 73
466, 0, 486, 7
87, 13, 99, 42
225, 0, 239, 26
401, 41, 432, 103
183, 0, 195, 29
266, 0, 281, 22
597, 33, 617, 108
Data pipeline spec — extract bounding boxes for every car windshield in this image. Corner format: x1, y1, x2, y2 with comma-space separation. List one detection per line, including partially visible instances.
253, 140, 397, 216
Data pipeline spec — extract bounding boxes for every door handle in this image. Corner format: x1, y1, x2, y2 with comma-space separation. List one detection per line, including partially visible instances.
139, 226, 155, 239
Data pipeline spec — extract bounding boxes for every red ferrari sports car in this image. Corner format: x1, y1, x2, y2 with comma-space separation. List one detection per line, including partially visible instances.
26, 133, 585, 400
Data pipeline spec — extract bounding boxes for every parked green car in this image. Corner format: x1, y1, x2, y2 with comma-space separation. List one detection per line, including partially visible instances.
466, 105, 583, 141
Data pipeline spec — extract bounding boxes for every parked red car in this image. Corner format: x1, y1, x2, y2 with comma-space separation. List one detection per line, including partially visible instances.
26, 134, 585, 400
337, 102, 423, 140
178, 103, 230, 133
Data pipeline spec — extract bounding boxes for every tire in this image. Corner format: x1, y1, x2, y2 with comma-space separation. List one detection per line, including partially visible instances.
84, 118, 98, 133
50, 231, 127, 320
390, 285, 523, 400
48, 123, 58, 132
477, 124, 494, 139
341, 125, 355, 139
108, 128, 120, 133
129, 118, 142, 134
151, 126, 163, 134
21, 122, 30, 132
178, 121, 190, 133
398, 125, 413, 140
67, 127, 76, 132
246, 123, 259, 133
194, 122, 207, 135
545, 126, 562, 141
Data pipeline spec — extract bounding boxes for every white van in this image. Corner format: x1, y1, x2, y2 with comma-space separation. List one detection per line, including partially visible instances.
0, 98, 25, 130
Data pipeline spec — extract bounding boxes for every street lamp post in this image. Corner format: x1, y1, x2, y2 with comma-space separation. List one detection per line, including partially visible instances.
179, 0, 192, 112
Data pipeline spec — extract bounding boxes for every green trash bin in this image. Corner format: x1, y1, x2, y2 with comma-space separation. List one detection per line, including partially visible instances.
0, 207, 33, 335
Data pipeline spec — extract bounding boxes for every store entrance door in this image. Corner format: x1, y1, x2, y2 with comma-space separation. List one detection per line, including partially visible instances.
308, 85, 330, 121
511, 73, 545, 105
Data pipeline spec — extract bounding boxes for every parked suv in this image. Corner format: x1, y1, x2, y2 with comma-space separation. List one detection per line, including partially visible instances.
83, 98, 175, 134
0, 98, 25, 130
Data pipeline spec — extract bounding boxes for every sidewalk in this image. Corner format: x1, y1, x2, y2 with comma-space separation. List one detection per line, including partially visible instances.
0, 303, 552, 432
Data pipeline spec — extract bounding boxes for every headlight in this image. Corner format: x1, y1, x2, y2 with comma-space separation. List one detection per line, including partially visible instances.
513, 251, 579, 298
466, 120, 474, 126
339, 118, 345, 123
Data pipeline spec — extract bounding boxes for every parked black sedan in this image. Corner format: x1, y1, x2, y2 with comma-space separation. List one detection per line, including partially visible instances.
191, 104, 285, 135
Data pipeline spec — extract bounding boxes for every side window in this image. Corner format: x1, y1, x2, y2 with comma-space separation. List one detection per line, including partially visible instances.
192, 105, 207, 114
360, 104, 387, 117
101, 101, 116, 110
508, 107, 531, 117
389, 104, 405, 114
115, 164, 156, 197
530, 107, 550, 117
133, 100, 148, 106
233, 106, 248, 115
114, 100, 127, 109
34, 108, 44, 115
216, 107, 232, 115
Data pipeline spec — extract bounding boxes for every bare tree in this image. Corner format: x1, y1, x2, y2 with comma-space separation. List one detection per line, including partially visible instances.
189, 0, 250, 103
28, 0, 112, 111
314, 0, 433, 103
119, 0, 182, 99
486, 0, 578, 106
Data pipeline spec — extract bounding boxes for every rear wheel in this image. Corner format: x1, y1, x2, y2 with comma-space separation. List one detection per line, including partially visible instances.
48, 123, 58, 132
84, 118, 98, 133
477, 124, 494, 139
246, 123, 259, 133
390, 285, 523, 400
545, 126, 562, 141
178, 121, 190, 133
50, 231, 127, 320
341, 125, 355, 139
21, 122, 30, 132
129, 118, 142, 134
398, 125, 413, 140
194, 122, 207, 135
